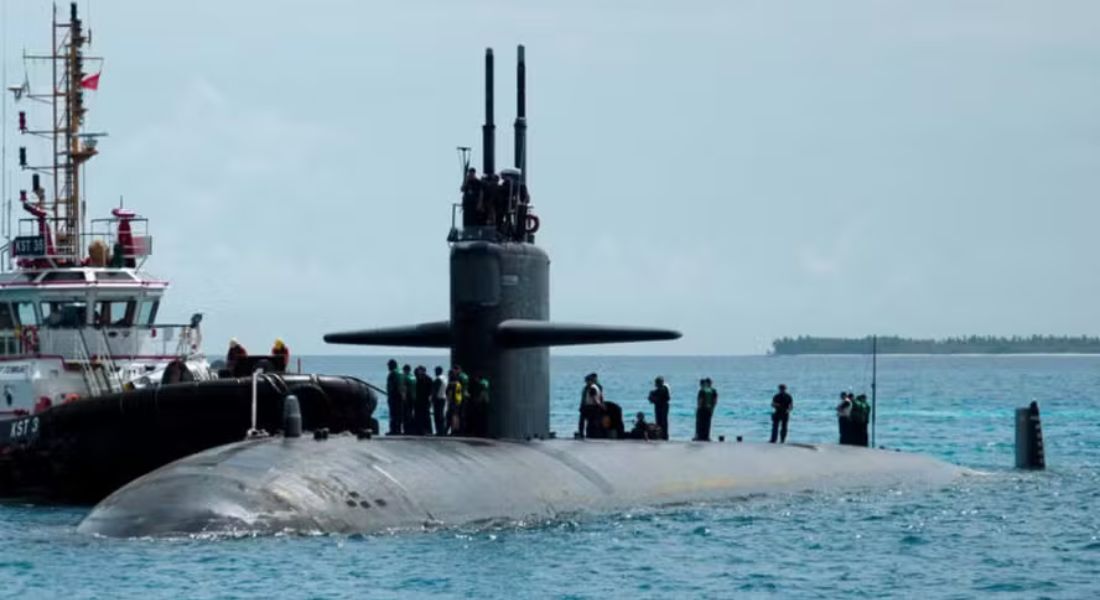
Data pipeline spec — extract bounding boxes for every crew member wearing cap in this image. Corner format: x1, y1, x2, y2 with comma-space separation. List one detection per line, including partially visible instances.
226, 338, 248, 375
770, 384, 793, 443
577, 373, 605, 439
271, 338, 290, 372
461, 168, 481, 228
648, 376, 671, 440
695, 378, 718, 442
385, 359, 404, 435
836, 391, 854, 445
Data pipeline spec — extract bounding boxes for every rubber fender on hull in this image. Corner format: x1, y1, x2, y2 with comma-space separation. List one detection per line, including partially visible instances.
0, 374, 378, 503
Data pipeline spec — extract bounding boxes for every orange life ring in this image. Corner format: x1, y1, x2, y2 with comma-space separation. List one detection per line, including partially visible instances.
525, 214, 540, 234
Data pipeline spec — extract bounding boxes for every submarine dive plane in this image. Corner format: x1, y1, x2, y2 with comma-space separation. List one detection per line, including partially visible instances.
78, 47, 963, 538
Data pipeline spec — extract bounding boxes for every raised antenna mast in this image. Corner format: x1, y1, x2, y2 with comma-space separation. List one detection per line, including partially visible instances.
514, 44, 526, 186
1, 0, 8, 259
482, 48, 495, 177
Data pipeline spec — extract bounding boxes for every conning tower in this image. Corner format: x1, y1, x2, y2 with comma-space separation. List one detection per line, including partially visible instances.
325, 46, 680, 440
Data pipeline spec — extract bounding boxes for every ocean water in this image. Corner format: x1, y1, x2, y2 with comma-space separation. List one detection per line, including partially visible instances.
2, 355, 1098, 599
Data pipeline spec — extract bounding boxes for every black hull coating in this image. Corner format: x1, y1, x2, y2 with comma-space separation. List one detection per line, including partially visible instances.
0, 375, 376, 503
79, 436, 965, 538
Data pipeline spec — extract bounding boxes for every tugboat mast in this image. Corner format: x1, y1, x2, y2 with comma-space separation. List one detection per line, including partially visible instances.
15, 2, 101, 265
1, 0, 7, 248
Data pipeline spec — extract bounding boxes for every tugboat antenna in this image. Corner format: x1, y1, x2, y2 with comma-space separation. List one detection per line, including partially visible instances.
1, 0, 8, 262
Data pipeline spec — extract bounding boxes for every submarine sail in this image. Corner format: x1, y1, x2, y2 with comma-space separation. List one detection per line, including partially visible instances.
324, 45, 681, 440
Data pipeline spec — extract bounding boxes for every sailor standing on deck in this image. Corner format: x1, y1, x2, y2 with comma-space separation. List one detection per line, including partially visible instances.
648, 376, 671, 440
414, 366, 433, 435
836, 391, 854, 445
431, 366, 447, 436
770, 384, 793, 443
445, 367, 463, 435
385, 359, 403, 435
402, 365, 417, 434
695, 378, 718, 441
851, 393, 870, 447
456, 370, 470, 434
577, 373, 605, 439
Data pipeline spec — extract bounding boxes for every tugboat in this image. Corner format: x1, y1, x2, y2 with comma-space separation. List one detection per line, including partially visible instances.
0, 4, 378, 502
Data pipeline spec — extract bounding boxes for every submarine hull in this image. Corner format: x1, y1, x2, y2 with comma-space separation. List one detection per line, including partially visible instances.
79, 436, 963, 537
0, 375, 376, 503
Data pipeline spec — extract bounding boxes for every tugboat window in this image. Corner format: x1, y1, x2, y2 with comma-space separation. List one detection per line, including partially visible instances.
40, 301, 88, 328
41, 271, 87, 283
137, 300, 159, 326
96, 300, 137, 327
14, 302, 38, 326
94, 271, 136, 282
0, 303, 13, 329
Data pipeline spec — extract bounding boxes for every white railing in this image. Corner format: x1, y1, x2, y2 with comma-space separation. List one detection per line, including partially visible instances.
34, 324, 199, 360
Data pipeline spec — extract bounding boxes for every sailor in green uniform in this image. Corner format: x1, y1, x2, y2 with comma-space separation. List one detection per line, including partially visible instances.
456, 370, 471, 435
851, 393, 871, 447
402, 364, 416, 434
695, 378, 718, 441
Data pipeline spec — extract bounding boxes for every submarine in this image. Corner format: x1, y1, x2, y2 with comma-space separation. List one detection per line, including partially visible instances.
78, 47, 964, 537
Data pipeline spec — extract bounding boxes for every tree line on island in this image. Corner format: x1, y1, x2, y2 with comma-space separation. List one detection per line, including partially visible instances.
771, 335, 1100, 355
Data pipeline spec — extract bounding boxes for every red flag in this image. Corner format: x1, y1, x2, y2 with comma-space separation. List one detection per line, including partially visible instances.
80, 72, 101, 90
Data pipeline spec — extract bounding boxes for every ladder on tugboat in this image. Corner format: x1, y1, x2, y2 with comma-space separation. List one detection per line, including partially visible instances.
73, 330, 123, 397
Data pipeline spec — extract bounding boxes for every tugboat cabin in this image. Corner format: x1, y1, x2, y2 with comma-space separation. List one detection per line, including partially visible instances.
0, 210, 206, 417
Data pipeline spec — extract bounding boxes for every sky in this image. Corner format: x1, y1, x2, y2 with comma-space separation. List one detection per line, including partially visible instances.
2, 0, 1098, 355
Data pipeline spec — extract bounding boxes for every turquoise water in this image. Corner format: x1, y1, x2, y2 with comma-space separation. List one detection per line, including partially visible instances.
2, 355, 1099, 598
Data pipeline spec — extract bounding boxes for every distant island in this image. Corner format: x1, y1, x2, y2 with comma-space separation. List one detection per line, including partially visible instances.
771, 335, 1100, 355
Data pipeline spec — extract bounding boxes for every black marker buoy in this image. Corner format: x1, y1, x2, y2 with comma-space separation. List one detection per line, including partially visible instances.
1015, 401, 1045, 470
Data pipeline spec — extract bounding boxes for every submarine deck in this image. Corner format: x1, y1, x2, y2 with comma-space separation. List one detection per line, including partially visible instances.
78, 435, 964, 537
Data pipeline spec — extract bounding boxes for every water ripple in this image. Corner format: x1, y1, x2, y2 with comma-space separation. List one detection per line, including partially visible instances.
2, 355, 1099, 598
